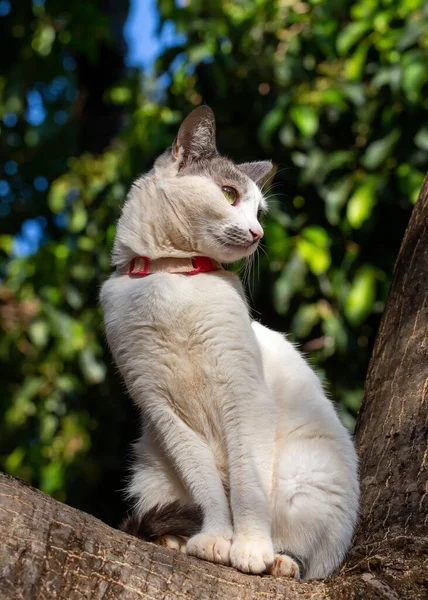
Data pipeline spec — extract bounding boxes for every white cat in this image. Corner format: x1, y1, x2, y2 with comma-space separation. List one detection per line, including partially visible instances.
100, 106, 359, 580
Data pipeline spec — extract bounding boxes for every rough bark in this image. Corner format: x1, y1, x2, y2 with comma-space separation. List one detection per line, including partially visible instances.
1, 180, 428, 599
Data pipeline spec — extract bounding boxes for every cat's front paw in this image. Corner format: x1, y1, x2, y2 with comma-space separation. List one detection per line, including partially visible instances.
186, 532, 232, 566
230, 535, 274, 574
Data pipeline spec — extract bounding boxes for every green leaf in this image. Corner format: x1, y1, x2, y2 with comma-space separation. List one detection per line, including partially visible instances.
415, 126, 428, 151
40, 461, 64, 495
29, 320, 49, 349
345, 266, 377, 325
401, 53, 427, 102
289, 106, 319, 137
343, 388, 364, 412
188, 40, 215, 64
296, 226, 331, 275
109, 86, 132, 104
264, 220, 290, 261
397, 164, 425, 204
5, 447, 26, 474
322, 313, 348, 353
337, 21, 371, 56
259, 108, 283, 147
346, 177, 377, 228
291, 304, 321, 338
68, 202, 88, 233
322, 176, 354, 225
345, 41, 370, 81
273, 253, 307, 315
362, 129, 399, 170
48, 180, 68, 213
0, 235, 14, 254
398, 20, 428, 51
79, 347, 106, 385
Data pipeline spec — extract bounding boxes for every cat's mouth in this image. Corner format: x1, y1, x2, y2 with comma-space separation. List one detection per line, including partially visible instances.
213, 238, 259, 262
207, 230, 259, 262
223, 240, 257, 250
212, 233, 258, 251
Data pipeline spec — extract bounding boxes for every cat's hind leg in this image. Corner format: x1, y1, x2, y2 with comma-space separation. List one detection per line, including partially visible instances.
272, 439, 358, 579
122, 432, 203, 544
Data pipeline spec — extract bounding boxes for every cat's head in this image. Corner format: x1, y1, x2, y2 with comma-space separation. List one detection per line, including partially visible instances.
112, 106, 275, 266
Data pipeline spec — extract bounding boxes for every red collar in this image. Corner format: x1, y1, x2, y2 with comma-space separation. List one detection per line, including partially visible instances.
128, 256, 222, 277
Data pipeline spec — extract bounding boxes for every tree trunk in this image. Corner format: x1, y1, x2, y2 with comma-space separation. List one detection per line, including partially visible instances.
1, 180, 427, 599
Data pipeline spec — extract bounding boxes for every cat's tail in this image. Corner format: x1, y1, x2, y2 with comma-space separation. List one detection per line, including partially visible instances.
120, 501, 203, 542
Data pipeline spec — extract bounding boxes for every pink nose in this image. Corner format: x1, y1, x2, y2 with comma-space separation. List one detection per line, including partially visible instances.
250, 228, 264, 241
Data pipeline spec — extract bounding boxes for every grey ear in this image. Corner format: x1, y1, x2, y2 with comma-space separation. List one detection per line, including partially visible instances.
173, 106, 217, 167
238, 161, 276, 188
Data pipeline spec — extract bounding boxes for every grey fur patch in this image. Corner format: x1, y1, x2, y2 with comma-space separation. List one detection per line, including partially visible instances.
173, 106, 217, 166
120, 502, 203, 541
238, 161, 276, 187
180, 156, 252, 198
171, 106, 274, 199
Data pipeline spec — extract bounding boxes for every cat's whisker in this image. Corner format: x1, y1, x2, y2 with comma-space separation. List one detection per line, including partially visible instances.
272, 165, 296, 177
245, 252, 258, 304
258, 243, 268, 259
263, 192, 288, 202
256, 247, 260, 285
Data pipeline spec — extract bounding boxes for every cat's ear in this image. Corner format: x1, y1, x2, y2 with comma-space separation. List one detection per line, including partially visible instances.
238, 161, 277, 189
172, 106, 217, 167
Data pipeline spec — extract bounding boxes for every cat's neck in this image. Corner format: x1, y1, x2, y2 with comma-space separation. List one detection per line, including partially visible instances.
127, 255, 222, 276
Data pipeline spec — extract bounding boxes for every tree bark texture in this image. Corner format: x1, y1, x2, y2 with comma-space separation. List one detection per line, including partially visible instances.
1, 180, 428, 599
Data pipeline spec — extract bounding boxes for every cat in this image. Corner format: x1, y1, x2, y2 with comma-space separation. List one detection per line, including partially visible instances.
100, 106, 359, 580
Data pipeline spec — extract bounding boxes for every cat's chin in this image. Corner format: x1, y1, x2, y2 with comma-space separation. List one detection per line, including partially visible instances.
209, 242, 259, 264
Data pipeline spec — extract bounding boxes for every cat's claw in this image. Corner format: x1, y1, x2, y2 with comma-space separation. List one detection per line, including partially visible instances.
230, 535, 274, 574
186, 532, 232, 566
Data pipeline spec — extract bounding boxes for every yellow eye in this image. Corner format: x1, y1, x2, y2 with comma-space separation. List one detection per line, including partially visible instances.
221, 186, 238, 206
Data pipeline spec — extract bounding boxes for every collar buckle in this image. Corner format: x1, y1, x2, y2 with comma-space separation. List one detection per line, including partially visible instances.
188, 256, 219, 275
128, 256, 150, 276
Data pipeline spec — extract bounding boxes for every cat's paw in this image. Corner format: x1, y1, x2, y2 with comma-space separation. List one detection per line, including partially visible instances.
230, 535, 274, 574
186, 532, 232, 566
154, 534, 187, 553
268, 554, 300, 579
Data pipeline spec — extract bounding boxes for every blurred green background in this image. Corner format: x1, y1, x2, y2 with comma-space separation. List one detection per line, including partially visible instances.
1, 0, 427, 527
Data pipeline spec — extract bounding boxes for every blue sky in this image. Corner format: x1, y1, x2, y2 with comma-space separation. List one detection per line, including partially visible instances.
124, 0, 160, 68
124, 0, 184, 68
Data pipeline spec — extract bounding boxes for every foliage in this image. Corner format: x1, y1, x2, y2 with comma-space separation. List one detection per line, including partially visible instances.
1, 0, 427, 525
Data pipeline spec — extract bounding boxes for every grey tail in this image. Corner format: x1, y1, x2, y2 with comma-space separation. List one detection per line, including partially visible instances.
120, 501, 203, 542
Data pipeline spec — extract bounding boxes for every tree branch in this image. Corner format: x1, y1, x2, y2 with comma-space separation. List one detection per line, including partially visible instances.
0, 473, 425, 600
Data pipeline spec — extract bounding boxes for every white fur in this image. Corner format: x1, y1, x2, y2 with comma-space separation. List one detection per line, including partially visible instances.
100, 120, 359, 579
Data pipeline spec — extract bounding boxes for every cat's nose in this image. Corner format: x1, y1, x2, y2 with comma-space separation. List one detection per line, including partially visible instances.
250, 227, 264, 241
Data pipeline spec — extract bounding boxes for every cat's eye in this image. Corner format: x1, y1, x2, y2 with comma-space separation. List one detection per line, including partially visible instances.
221, 186, 238, 206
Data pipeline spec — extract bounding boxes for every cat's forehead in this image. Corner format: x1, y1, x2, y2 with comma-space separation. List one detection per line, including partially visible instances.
180, 156, 251, 190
